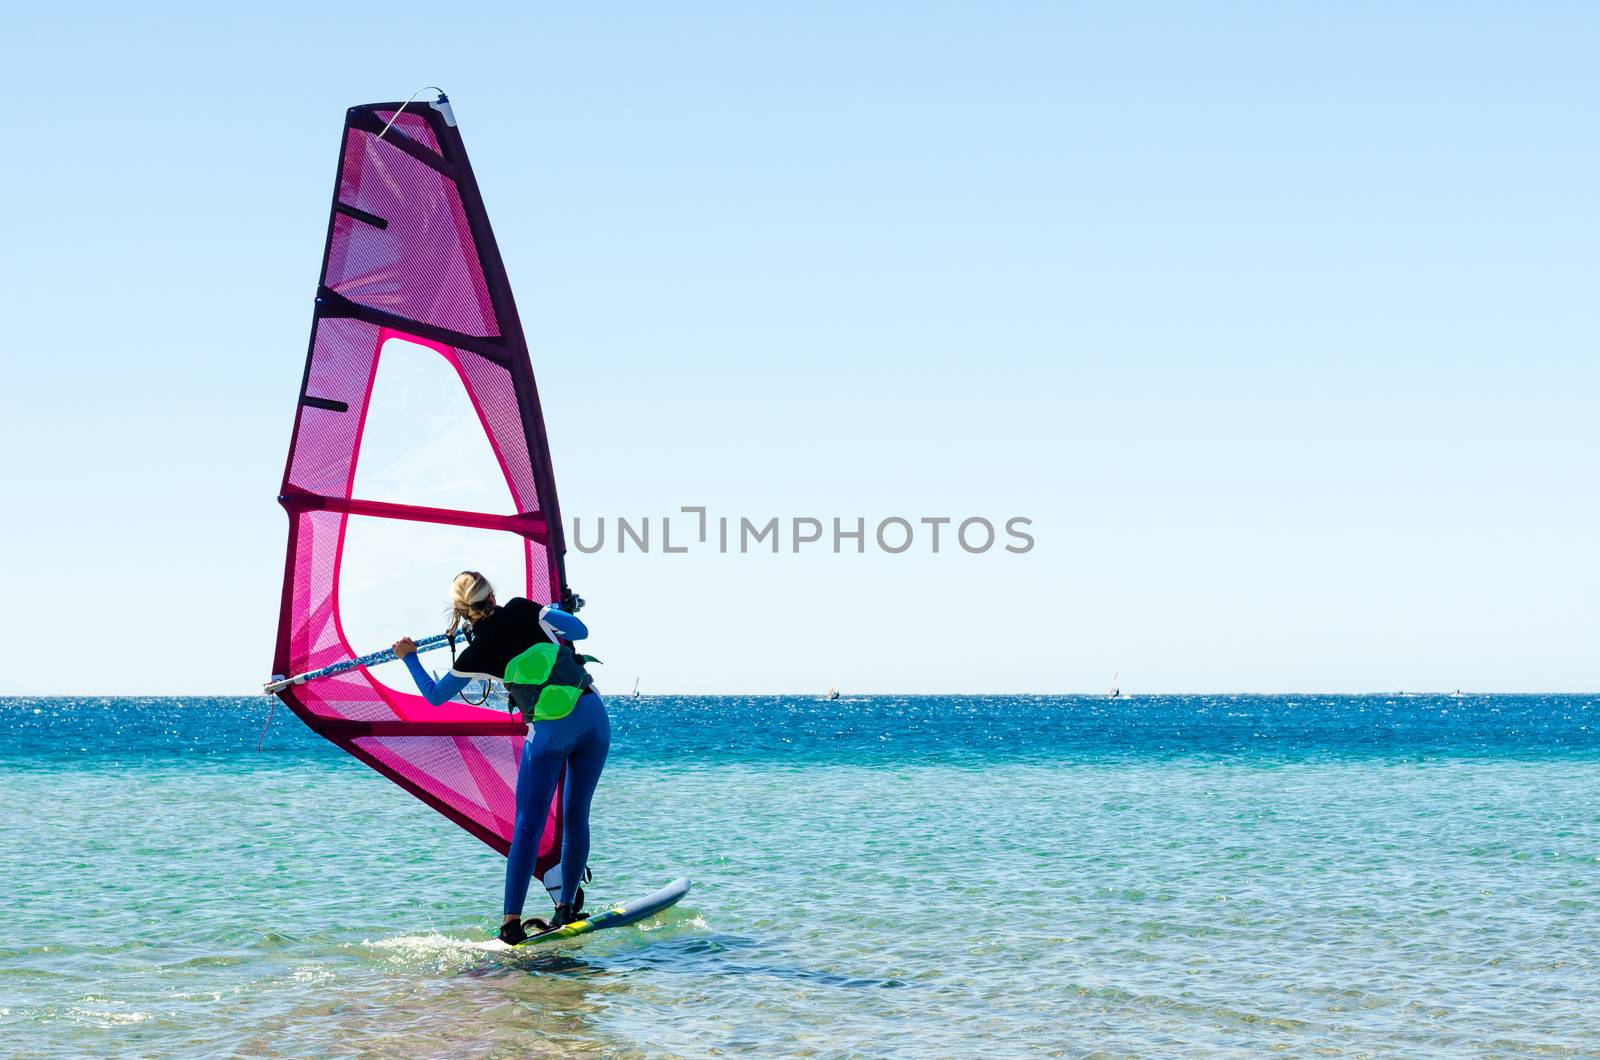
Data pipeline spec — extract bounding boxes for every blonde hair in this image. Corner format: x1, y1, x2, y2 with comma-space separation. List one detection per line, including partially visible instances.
447, 571, 497, 635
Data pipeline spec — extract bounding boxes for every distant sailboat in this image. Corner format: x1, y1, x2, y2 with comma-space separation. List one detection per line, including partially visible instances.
825, 680, 841, 702
1107, 672, 1122, 699
631, 676, 641, 699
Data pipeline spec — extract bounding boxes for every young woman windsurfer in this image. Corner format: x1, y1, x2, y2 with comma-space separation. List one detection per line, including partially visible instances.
393, 570, 609, 944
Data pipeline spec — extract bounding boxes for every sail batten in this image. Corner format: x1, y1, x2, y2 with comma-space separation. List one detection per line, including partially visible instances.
270, 95, 573, 895
312, 287, 516, 365
278, 491, 550, 541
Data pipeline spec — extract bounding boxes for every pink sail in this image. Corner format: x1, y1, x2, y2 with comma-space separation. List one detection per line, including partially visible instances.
270, 96, 572, 895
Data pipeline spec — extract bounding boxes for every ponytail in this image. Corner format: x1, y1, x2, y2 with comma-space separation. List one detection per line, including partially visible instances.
446, 571, 496, 636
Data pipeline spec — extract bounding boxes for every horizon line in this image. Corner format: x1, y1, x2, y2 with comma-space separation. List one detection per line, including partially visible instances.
2, 690, 1596, 700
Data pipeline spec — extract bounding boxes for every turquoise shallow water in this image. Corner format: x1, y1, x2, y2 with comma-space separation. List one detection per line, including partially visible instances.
3, 695, 1598, 1057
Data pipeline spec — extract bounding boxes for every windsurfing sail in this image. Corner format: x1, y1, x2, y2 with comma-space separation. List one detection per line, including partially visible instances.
269, 93, 576, 902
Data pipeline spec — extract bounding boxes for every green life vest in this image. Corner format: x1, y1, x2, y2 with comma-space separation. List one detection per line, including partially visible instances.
503, 641, 596, 722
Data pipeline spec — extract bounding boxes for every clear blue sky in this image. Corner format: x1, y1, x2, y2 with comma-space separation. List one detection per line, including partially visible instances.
3, 2, 1595, 694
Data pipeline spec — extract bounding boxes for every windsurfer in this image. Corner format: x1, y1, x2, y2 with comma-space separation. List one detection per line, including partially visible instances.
393, 570, 610, 944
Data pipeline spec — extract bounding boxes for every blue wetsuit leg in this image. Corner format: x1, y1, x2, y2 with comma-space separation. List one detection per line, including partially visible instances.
503, 733, 564, 917
502, 692, 611, 916
557, 694, 611, 907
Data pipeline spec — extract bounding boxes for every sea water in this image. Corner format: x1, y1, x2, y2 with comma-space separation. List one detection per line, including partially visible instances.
2, 695, 1597, 1057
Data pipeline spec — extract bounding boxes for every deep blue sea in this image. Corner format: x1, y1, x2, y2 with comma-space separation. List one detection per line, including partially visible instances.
4, 694, 1598, 1057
